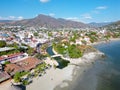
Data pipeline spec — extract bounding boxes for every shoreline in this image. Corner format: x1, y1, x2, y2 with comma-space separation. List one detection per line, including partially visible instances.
52, 42, 105, 65
26, 46, 105, 90
89, 38, 120, 46
0, 38, 120, 90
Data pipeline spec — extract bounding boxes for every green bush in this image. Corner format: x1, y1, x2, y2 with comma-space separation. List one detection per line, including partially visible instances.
0, 40, 6, 47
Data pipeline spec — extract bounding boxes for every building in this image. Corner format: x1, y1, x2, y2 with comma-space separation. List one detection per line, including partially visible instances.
0, 53, 28, 64
5, 64, 23, 76
15, 57, 42, 71
0, 71, 10, 83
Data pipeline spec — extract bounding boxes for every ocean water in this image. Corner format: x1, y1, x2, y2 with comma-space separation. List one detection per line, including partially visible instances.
95, 40, 120, 90
74, 40, 120, 90
56, 40, 120, 90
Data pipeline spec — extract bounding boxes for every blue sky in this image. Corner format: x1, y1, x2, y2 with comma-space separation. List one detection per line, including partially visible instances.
0, 0, 119, 23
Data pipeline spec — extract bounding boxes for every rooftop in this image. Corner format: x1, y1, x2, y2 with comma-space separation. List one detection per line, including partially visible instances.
16, 57, 42, 71
0, 52, 24, 61
5, 64, 23, 76
0, 47, 15, 52
0, 71, 10, 83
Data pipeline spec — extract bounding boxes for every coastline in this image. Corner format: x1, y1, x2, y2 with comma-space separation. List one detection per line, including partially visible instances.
52, 44, 104, 65
89, 38, 120, 46
0, 49, 104, 90
26, 48, 104, 90
0, 38, 120, 90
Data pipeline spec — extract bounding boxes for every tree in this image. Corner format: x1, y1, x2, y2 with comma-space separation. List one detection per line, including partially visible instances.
48, 32, 52, 37
33, 32, 39, 36
0, 40, 6, 47
68, 44, 82, 58
14, 72, 21, 83
27, 47, 34, 55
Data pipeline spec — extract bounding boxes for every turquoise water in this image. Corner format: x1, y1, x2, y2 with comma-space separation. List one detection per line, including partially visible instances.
46, 46, 70, 69
72, 40, 120, 90
94, 40, 120, 90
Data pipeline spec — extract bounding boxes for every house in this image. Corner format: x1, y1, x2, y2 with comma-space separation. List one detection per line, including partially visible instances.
4, 64, 23, 76
15, 57, 43, 71
0, 53, 28, 64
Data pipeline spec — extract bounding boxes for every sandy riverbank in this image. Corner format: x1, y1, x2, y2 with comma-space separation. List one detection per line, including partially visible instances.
26, 49, 104, 90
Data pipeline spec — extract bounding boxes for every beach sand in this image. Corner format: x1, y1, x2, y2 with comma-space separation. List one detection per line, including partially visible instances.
0, 80, 12, 90
26, 51, 104, 90
0, 51, 104, 90
26, 65, 75, 90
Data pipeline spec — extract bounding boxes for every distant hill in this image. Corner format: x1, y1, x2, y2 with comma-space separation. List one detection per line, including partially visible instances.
0, 14, 90, 29
89, 22, 112, 27
0, 20, 14, 23
107, 20, 120, 27
102, 20, 120, 31
104, 20, 120, 28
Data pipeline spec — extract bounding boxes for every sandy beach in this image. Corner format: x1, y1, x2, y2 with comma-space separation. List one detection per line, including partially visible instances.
0, 49, 105, 90
26, 65, 75, 90
0, 39, 108, 90
0, 50, 104, 90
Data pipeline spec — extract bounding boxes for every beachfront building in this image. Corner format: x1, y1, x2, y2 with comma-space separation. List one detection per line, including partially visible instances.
0, 53, 28, 64
0, 57, 43, 83
15, 57, 43, 71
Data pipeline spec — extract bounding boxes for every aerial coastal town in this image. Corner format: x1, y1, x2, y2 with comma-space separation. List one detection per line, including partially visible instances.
0, 0, 120, 90
0, 20, 120, 89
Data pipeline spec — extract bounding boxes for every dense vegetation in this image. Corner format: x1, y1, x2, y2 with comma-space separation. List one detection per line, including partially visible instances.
0, 40, 6, 47
14, 71, 29, 83
53, 42, 83, 58
0, 42, 35, 56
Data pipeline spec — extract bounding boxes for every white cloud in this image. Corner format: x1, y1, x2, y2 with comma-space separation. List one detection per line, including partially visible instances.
9, 16, 16, 19
96, 6, 107, 10
81, 14, 92, 19
40, 0, 50, 3
0, 16, 24, 20
17, 16, 23, 20
65, 17, 80, 22
49, 13, 55, 17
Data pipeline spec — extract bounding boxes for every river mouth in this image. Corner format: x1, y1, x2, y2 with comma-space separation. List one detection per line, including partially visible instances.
46, 46, 70, 69
54, 40, 120, 90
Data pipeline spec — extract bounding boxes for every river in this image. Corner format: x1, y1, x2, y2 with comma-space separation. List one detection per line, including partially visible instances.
46, 46, 70, 69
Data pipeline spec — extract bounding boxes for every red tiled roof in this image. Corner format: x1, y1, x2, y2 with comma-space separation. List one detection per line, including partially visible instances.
0, 57, 4, 61
0, 52, 23, 61
16, 57, 42, 71
5, 63, 23, 76
7, 52, 23, 58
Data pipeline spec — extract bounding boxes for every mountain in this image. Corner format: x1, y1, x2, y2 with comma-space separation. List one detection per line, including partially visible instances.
108, 20, 120, 26
102, 20, 120, 31
1, 14, 89, 29
89, 22, 112, 27
104, 20, 120, 28
0, 20, 13, 23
